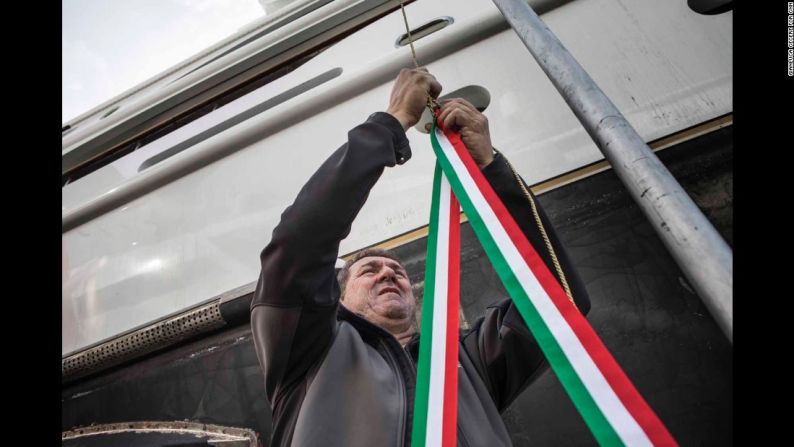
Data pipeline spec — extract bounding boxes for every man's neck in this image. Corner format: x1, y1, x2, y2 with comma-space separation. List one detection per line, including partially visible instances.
344, 305, 417, 347
391, 326, 417, 348
373, 316, 417, 347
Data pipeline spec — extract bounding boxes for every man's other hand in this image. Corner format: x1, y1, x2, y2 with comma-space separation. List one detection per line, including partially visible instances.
386, 68, 442, 131
438, 98, 495, 169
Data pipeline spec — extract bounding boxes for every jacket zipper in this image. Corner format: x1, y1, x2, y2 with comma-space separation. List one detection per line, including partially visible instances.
403, 344, 418, 447
379, 339, 411, 447
342, 307, 416, 447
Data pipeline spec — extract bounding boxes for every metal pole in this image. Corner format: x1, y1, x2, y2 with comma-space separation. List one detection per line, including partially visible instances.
491, 0, 732, 342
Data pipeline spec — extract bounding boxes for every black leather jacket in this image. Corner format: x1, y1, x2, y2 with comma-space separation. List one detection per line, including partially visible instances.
251, 112, 590, 447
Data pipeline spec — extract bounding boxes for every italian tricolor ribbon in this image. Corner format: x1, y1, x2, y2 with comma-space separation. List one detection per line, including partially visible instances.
411, 119, 678, 447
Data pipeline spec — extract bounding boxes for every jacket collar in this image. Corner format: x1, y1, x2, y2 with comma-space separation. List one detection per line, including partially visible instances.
337, 305, 420, 358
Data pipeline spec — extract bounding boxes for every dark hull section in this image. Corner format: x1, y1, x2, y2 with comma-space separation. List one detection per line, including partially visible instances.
62, 125, 732, 446
497, 126, 732, 446
61, 325, 271, 444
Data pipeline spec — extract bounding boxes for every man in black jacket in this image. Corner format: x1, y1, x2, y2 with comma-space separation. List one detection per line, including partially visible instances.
251, 68, 590, 447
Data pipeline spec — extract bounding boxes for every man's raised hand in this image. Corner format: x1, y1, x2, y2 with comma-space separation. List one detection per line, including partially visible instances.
438, 98, 495, 169
386, 68, 442, 130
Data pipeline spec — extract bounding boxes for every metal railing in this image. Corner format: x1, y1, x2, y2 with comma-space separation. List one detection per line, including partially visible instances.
491, 0, 732, 342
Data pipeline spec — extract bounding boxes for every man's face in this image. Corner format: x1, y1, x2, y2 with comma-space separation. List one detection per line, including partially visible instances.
341, 256, 416, 330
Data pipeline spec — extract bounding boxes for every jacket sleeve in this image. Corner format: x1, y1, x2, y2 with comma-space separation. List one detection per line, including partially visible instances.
460, 151, 591, 412
250, 112, 411, 406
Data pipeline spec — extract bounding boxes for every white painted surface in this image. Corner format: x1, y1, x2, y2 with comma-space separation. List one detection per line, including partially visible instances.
62, 0, 732, 354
